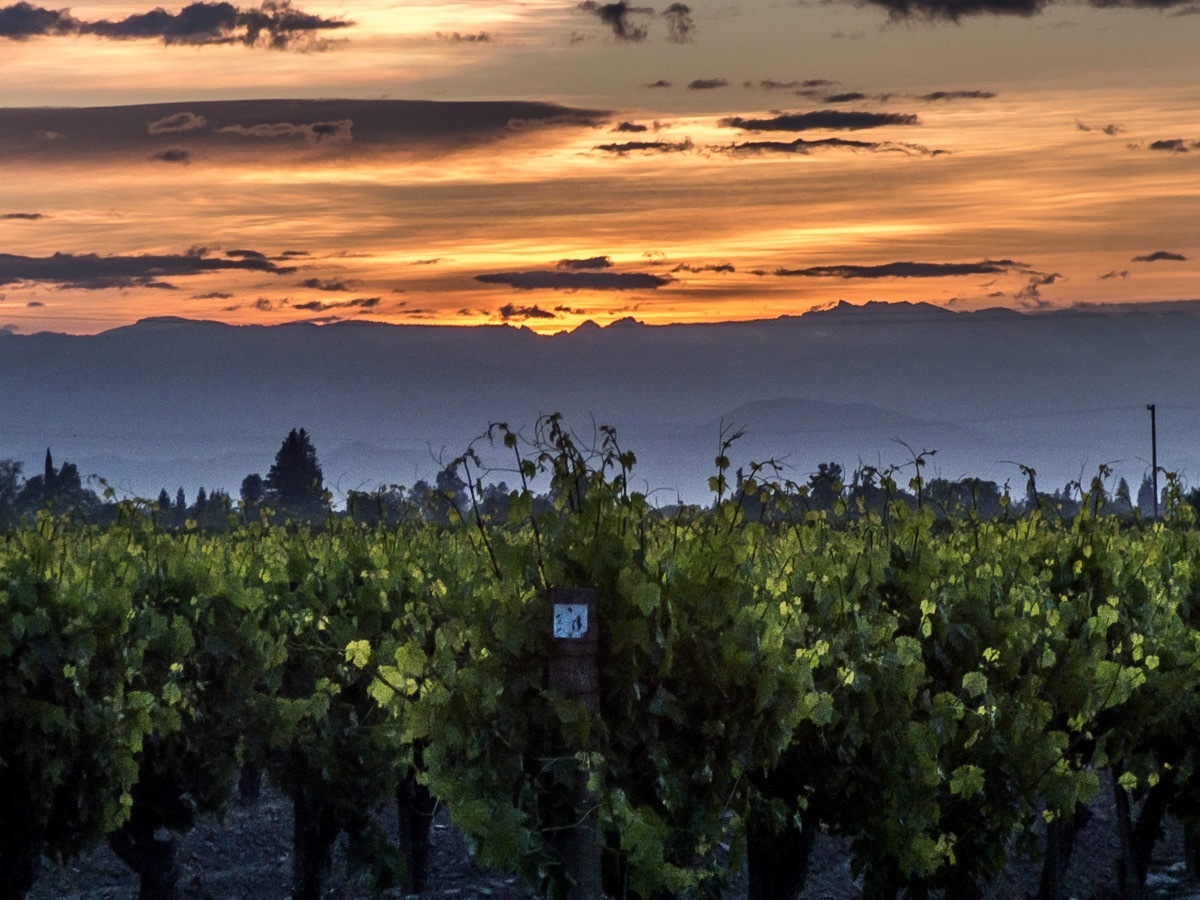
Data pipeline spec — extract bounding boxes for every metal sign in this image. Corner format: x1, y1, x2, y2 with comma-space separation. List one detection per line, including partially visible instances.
553, 603, 589, 639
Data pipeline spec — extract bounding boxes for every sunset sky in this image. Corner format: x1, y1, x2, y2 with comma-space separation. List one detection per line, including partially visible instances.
1, 0, 1198, 335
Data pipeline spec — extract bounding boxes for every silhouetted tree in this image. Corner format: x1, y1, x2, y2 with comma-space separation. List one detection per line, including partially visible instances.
43, 448, 56, 495
265, 428, 326, 520
842, 467, 918, 516
479, 481, 513, 523
965, 478, 1004, 519
1186, 487, 1200, 521
241, 473, 264, 506
57, 462, 82, 495
198, 488, 233, 529
1050, 483, 1081, 520
806, 462, 843, 511
0, 459, 21, 528
925, 477, 1004, 520
18, 450, 98, 516
157, 488, 172, 511
240, 473, 264, 519
407, 480, 432, 513
1137, 474, 1156, 517
1113, 477, 1135, 516
433, 463, 468, 523
346, 487, 415, 525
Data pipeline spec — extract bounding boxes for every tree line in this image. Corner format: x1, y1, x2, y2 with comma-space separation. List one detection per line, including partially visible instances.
0, 426, 1185, 531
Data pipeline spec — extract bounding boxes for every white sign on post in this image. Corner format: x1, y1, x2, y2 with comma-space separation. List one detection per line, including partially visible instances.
553, 604, 589, 639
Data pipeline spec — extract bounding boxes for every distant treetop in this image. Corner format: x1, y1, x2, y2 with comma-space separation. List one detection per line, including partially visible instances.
264, 428, 326, 518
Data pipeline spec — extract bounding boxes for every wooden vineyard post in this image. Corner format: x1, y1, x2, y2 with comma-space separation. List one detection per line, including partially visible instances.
548, 587, 603, 898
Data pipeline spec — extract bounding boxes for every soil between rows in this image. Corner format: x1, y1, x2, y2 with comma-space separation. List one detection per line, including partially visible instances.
26, 785, 1200, 899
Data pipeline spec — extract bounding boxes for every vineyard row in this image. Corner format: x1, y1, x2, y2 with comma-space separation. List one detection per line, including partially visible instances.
3, 445, 1200, 899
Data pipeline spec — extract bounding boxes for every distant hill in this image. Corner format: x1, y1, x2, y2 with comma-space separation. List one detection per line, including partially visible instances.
714, 397, 947, 434
2, 302, 1196, 504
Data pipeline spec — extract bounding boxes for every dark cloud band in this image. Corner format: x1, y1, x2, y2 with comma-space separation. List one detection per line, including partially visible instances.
1146, 139, 1200, 152
476, 270, 672, 290
774, 259, 1026, 278
0, 2, 73, 37
0, 0, 351, 48
719, 111, 919, 131
859, 0, 1197, 20
0, 249, 294, 290
919, 90, 997, 101
1132, 250, 1188, 262
753, 79, 837, 91
0, 99, 607, 165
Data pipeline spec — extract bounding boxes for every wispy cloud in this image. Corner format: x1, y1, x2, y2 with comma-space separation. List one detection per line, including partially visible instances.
576, 1, 652, 41
718, 137, 944, 156
661, 2, 694, 42
298, 277, 352, 291
816, 89, 996, 104
557, 256, 613, 270
293, 296, 380, 311
593, 138, 694, 154
749, 79, 837, 91
498, 303, 557, 321
1014, 271, 1062, 307
1076, 119, 1125, 135
436, 31, 491, 43
217, 119, 352, 141
152, 148, 191, 163
147, 112, 209, 134
671, 262, 736, 273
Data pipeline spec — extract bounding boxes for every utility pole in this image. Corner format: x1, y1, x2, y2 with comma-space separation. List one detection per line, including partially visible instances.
1147, 403, 1158, 518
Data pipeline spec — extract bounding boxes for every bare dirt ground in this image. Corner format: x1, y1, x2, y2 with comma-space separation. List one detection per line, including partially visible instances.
27, 787, 1200, 899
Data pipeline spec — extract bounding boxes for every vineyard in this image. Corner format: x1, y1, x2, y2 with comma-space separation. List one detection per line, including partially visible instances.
4, 421, 1200, 900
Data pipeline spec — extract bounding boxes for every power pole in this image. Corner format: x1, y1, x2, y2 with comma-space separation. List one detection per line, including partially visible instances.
1147, 404, 1158, 517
